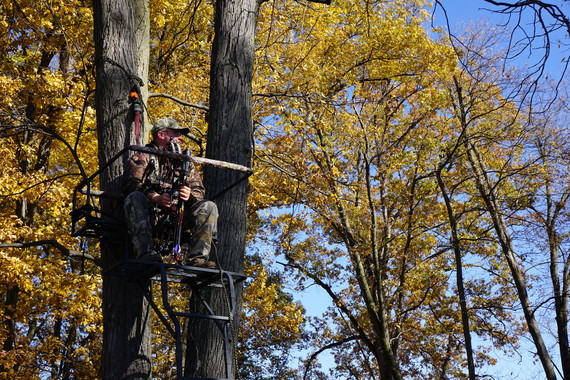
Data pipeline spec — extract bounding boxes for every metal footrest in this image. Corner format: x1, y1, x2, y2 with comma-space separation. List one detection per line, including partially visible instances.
105, 259, 246, 380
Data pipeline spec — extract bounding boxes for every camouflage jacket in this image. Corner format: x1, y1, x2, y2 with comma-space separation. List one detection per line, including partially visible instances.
123, 142, 205, 206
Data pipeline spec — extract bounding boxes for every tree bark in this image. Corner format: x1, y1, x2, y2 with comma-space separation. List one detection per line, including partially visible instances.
185, 0, 257, 377
93, 0, 151, 378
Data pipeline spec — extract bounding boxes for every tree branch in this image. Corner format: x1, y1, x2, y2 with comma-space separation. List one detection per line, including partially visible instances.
0, 172, 81, 197
0, 240, 101, 266
148, 92, 209, 111
483, 0, 570, 38
302, 335, 364, 380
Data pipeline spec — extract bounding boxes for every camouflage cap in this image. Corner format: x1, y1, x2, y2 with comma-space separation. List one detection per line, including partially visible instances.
151, 117, 190, 135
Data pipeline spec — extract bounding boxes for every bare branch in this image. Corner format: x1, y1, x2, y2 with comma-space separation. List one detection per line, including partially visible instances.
302, 335, 364, 380
148, 92, 209, 111
0, 172, 81, 197
433, 0, 570, 112
483, 0, 570, 38
278, 259, 374, 350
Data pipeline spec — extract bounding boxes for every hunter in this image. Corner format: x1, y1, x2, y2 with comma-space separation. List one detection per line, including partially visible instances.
122, 117, 218, 268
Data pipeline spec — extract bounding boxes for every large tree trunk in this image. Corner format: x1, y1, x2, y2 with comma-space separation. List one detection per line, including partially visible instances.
93, 0, 151, 378
185, 0, 257, 377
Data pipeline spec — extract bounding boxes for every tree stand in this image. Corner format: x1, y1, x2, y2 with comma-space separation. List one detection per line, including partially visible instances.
105, 260, 246, 380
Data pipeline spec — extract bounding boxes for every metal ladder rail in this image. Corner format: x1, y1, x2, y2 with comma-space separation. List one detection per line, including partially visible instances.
105, 261, 245, 380
156, 265, 242, 380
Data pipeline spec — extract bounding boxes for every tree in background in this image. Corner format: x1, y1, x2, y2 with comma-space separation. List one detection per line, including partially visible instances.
250, 1, 488, 378
523, 86, 570, 379
250, 1, 566, 378
0, 1, 101, 378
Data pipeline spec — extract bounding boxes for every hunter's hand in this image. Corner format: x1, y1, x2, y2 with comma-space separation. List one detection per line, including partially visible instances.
179, 185, 191, 202
152, 192, 173, 208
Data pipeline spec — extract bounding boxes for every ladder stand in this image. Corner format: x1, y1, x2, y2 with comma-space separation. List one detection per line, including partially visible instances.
70, 145, 251, 379
105, 260, 246, 380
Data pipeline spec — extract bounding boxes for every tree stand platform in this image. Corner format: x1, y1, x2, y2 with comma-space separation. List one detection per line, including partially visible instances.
105, 260, 246, 380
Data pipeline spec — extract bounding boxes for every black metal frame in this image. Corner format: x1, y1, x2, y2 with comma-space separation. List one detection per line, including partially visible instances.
70, 145, 253, 238
105, 260, 246, 380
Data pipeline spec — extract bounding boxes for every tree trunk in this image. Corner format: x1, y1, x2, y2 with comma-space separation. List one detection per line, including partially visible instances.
465, 141, 557, 380
436, 167, 476, 380
360, 154, 402, 380
93, 0, 151, 378
185, 0, 257, 377
451, 75, 556, 380
547, 227, 570, 379
543, 182, 570, 379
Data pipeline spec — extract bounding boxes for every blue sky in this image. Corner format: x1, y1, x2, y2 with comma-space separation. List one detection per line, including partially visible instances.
437, 0, 570, 78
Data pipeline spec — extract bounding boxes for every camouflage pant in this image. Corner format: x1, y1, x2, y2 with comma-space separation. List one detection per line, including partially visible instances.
123, 191, 218, 260
182, 199, 218, 259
